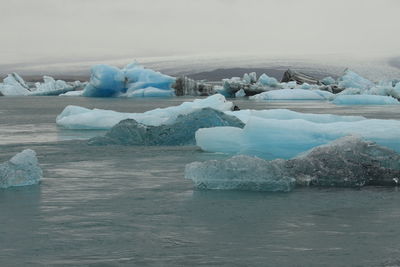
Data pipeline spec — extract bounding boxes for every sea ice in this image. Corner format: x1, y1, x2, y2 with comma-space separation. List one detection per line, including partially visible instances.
249, 89, 334, 100
0, 149, 42, 188
89, 108, 245, 145
196, 115, 400, 159
332, 95, 400, 105
56, 94, 234, 129
186, 136, 400, 191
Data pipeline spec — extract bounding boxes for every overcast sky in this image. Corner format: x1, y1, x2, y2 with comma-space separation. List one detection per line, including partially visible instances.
1, 0, 399, 65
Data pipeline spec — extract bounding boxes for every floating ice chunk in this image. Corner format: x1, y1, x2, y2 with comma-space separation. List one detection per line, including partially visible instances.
321, 76, 336, 85
338, 69, 374, 89
186, 136, 400, 191
257, 73, 279, 87
235, 89, 246, 98
125, 87, 175, 98
332, 95, 400, 105
83, 62, 175, 97
30, 76, 75, 96
0, 149, 42, 188
196, 116, 400, 159
185, 155, 296, 192
60, 90, 84, 97
225, 109, 365, 124
250, 89, 333, 100
0, 73, 31, 96
89, 108, 245, 145
56, 94, 234, 129
83, 64, 125, 97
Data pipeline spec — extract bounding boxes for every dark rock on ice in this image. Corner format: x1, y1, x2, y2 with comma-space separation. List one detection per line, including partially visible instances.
281, 69, 321, 85
89, 108, 245, 146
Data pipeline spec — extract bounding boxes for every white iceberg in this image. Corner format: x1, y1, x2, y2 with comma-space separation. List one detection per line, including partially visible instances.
338, 69, 374, 89
30, 76, 76, 96
196, 114, 400, 159
332, 95, 400, 105
56, 94, 234, 129
186, 136, 400, 191
0, 73, 31, 96
250, 89, 334, 101
0, 149, 42, 188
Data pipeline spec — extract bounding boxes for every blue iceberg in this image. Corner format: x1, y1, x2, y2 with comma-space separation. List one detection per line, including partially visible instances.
196, 111, 400, 159
82, 62, 175, 97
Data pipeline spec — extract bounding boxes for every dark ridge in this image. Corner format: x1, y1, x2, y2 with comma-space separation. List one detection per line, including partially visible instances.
185, 67, 333, 82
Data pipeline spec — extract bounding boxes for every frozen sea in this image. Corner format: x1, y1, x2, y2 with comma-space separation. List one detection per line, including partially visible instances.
1, 96, 400, 266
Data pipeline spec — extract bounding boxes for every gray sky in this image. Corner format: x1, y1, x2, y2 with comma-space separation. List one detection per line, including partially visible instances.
1, 0, 399, 66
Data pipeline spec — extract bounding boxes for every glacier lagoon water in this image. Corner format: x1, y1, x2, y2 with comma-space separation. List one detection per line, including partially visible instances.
1, 97, 400, 266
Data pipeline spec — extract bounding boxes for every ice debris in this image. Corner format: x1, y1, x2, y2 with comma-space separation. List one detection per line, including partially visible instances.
56, 94, 234, 129
186, 136, 400, 191
332, 95, 400, 105
82, 62, 175, 97
196, 113, 400, 159
0, 149, 42, 188
89, 108, 245, 145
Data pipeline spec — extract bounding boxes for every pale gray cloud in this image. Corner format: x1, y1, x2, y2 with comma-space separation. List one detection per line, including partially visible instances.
0, 0, 399, 65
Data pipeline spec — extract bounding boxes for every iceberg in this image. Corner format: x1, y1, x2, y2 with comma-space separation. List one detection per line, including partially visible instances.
0, 149, 42, 188
30, 76, 76, 96
337, 69, 374, 89
332, 95, 400, 105
82, 62, 175, 97
56, 94, 234, 129
225, 109, 365, 124
257, 73, 279, 87
321, 76, 336, 85
125, 87, 175, 98
186, 136, 400, 191
250, 89, 334, 101
0, 73, 31, 96
196, 114, 400, 159
89, 108, 245, 146
185, 155, 296, 192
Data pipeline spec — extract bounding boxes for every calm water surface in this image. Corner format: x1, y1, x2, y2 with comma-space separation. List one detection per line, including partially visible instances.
1, 96, 400, 266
